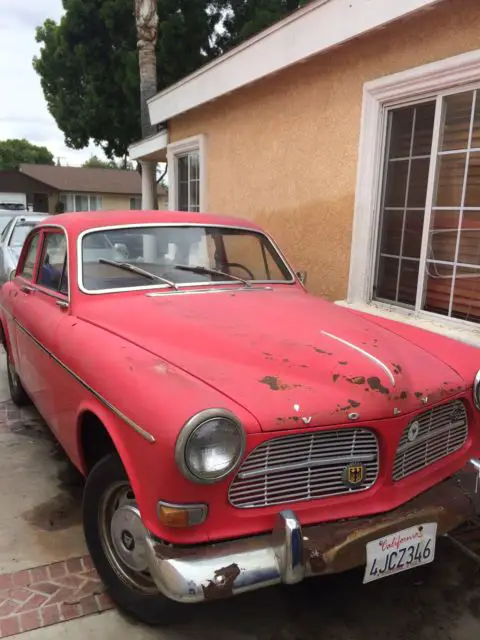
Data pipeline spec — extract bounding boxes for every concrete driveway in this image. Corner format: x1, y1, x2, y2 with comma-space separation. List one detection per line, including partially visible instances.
0, 352, 479, 639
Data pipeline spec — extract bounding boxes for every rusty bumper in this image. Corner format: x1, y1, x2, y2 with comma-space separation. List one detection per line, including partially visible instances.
144, 459, 480, 603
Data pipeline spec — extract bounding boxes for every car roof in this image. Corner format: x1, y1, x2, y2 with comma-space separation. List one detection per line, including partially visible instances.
45, 210, 264, 235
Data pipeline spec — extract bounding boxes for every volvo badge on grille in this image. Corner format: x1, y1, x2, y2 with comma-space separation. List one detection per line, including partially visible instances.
343, 462, 366, 487
407, 420, 420, 442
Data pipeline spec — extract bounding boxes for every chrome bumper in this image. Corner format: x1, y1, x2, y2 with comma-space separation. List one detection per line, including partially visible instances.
144, 459, 480, 604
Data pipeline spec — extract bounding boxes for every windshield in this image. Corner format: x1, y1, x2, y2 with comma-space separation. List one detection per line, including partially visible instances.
80, 225, 293, 292
10, 222, 36, 247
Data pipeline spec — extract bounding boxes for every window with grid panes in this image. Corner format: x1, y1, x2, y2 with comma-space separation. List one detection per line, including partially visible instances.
60, 194, 103, 212
176, 151, 200, 212
374, 89, 480, 325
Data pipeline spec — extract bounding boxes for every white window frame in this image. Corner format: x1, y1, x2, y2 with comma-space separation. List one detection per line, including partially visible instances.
60, 193, 103, 212
347, 49, 480, 333
167, 134, 207, 212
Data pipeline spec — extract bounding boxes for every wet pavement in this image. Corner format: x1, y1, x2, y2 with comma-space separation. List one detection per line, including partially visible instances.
0, 352, 478, 638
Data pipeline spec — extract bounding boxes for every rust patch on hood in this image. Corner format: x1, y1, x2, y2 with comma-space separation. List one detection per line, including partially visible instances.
309, 346, 333, 356
259, 376, 301, 391
345, 376, 366, 385
276, 416, 301, 424
202, 563, 241, 600
367, 376, 390, 395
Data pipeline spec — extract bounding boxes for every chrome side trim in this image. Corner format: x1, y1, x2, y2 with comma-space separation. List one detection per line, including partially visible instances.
14, 319, 155, 443
321, 331, 396, 387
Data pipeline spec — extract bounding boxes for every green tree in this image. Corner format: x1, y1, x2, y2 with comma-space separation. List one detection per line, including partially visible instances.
33, 1, 310, 160
33, 0, 224, 159
218, 0, 310, 50
83, 155, 118, 169
0, 138, 54, 170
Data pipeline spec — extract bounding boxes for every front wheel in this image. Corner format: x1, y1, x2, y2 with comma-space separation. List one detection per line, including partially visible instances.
82, 454, 184, 625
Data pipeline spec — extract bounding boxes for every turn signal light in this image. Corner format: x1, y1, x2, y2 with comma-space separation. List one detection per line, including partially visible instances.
157, 501, 208, 528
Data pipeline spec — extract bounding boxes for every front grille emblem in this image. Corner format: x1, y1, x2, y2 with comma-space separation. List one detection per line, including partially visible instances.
343, 462, 366, 487
407, 420, 420, 442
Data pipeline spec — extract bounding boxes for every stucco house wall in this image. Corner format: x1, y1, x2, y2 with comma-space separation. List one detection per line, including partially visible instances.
166, 0, 480, 301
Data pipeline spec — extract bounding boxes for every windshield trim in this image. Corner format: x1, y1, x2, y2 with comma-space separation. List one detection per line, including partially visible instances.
77, 222, 296, 295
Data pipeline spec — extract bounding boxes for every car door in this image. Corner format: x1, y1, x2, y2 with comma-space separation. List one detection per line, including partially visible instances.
13, 229, 69, 429
8, 230, 42, 396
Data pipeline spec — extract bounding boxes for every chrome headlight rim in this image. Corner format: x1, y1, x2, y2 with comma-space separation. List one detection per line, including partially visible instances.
175, 408, 246, 484
474, 369, 480, 410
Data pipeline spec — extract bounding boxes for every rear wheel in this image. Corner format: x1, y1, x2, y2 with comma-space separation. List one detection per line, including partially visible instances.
82, 453, 184, 625
6, 347, 30, 407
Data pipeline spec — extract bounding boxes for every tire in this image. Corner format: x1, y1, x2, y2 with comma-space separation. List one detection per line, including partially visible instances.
82, 453, 185, 625
6, 346, 31, 407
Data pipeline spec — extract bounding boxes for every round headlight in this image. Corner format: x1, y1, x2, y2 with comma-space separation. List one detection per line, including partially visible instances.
8, 269, 16, 281
474, 370, 480, 410
176, 410, 245, 483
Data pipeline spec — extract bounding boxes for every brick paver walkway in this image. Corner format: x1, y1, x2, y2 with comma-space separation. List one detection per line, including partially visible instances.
0, 557, 113, 637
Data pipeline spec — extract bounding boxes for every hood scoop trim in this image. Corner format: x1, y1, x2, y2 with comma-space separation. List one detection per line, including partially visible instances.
321, 331, 396, 388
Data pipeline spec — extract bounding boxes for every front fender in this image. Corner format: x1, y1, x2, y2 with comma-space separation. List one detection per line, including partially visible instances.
75, 398, 154, 530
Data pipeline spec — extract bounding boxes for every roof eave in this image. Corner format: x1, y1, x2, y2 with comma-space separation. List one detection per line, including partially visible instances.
148, 0, 444, 125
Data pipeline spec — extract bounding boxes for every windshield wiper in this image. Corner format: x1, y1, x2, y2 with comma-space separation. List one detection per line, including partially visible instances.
99, 258, 178, 289
173, 264, 252, 287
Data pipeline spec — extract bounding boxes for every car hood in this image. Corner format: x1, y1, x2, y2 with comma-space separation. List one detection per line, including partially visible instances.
79, 288, 467, 431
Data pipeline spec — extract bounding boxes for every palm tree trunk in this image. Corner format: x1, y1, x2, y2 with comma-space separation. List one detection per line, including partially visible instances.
135, 0, 158, 210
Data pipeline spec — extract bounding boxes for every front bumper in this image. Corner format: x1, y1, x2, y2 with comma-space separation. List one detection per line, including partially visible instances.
144, 459, 480, 603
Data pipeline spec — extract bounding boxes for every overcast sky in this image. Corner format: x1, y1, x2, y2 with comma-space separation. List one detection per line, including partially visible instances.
0, 0, 107, 166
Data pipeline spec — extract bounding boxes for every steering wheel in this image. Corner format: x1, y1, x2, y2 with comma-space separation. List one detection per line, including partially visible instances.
224, 262, 255, 280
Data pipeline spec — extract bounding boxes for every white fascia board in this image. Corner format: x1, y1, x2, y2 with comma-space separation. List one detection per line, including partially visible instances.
148, 0, 443, 125
128, 129, 169, 161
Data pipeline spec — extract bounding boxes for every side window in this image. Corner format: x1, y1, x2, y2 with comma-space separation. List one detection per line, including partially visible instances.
19, 233, 40, 280
37, 233, 68, 295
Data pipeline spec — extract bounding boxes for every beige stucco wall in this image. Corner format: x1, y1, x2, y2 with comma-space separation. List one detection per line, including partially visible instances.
168, 0, 480, 300
101, 194, 134, 211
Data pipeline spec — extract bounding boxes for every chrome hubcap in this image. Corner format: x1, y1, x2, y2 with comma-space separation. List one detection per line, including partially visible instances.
110, 505, 149, 573
99, 483, 157, 594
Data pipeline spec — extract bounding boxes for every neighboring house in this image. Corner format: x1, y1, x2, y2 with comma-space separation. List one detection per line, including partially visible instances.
130, 0, 480, 346
0, 164, 167, 214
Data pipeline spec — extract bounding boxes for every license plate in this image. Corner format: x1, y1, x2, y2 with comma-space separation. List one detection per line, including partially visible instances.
363, 522, 437, 584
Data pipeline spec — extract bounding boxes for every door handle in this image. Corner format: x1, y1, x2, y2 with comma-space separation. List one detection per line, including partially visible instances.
56, 300, 69, 310
20, 285, 34, 295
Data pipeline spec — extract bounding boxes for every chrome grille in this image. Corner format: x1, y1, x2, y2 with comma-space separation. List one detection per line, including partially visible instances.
393, 400, 468, 481
228, 428, 379, 509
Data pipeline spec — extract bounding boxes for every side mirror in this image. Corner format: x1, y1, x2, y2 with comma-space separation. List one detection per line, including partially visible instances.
296, 270, 307, 285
